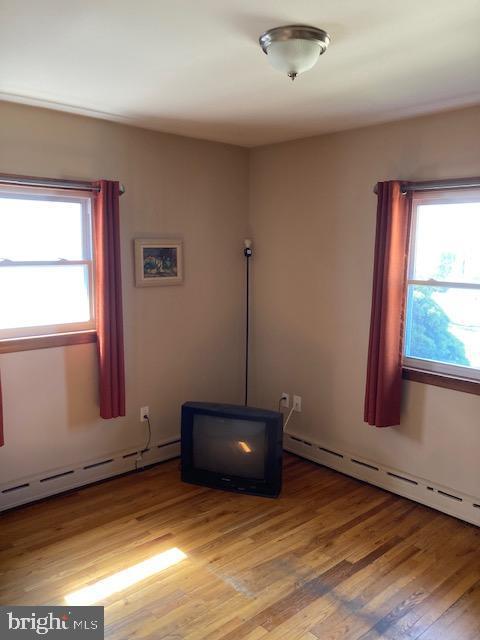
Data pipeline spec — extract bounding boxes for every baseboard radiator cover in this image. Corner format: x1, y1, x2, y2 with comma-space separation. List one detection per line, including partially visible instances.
0, 437, 180, 511
284, 431, 480, 527
3, 431, 477, 525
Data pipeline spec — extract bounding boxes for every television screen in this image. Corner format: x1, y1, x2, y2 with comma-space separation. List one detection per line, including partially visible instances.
181, 402, 283, 497
193, 414, 267, 479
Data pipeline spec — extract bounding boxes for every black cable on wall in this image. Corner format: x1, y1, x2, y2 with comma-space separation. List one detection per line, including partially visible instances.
244, 240, 253, 406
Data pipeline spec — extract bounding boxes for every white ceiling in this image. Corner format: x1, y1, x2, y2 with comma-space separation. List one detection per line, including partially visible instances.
1, 0, 479, 147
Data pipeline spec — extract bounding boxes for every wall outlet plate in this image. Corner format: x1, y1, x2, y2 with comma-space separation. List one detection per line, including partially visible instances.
140, 406, 149, 422
293, 395, 302, 412
280, 393, 290, 408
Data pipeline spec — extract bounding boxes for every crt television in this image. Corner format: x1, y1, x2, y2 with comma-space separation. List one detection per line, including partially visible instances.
181, 402, 283, 497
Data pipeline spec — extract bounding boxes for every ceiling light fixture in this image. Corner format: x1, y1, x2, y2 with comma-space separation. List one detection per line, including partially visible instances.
259, 25, 330, 81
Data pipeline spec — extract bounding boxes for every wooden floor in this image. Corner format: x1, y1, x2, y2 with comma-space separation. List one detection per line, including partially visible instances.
1, 454, 480, 639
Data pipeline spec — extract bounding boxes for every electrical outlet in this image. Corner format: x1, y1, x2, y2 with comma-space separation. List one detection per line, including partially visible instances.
140, 406, 149, 422
293, 395, 302, 412
280, 392, 290, 408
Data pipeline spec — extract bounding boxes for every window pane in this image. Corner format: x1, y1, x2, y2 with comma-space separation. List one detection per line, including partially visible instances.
0, 197, 85, 260
405, 285, 480, 368
413, 202, 480, 283
0, 265, 91, 329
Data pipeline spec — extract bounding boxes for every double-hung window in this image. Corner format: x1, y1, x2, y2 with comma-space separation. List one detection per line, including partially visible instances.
403, 189, 480, 381
0, 186, 95, 342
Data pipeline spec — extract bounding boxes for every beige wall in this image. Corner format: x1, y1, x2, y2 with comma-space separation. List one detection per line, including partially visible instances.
1, 100, 479, 501
249, 106, 480, 498
0, 101, 248, 483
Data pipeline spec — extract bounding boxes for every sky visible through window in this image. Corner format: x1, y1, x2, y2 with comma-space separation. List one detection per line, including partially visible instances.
0, 197, 91, 331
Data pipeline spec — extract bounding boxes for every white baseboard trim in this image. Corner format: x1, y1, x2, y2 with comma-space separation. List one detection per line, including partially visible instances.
3, 430, 478, 527
0, 437, 180, 511
284, 431, 480, 527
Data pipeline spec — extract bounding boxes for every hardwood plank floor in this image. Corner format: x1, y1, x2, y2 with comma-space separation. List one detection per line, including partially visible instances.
1, 453, 479, 639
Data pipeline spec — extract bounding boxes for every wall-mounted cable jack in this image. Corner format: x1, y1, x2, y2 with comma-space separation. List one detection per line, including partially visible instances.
293, 395, 302, 412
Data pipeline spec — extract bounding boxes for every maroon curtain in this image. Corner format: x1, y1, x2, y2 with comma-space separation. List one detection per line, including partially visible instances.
364, 181, 411, 427
0, 374, 3, 447
93, 180, 126, 418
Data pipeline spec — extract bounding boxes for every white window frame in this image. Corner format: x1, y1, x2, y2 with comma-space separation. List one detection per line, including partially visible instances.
403, 188, 480, 382
0, 185, 95, 340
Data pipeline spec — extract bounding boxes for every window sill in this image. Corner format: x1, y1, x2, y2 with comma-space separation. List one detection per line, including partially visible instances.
0, 330, 97, 354
402, 367, 480, 396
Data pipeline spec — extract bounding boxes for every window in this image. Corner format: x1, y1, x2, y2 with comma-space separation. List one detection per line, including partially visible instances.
0, 186, 95, 342
404, 189, 480, 382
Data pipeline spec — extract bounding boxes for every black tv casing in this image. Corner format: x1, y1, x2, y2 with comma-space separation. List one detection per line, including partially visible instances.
181, 402, 283, 497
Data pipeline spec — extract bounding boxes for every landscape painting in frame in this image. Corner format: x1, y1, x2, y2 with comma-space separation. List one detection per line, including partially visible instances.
135, 238, 184, 286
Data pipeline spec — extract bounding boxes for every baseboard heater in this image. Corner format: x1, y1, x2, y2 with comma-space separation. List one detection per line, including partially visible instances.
284, 431, 480, 527
0, 438, 180, 511
3, 431, 478, 526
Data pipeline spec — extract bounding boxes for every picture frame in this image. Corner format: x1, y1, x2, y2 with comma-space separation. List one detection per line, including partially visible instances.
134, 238, 184, 287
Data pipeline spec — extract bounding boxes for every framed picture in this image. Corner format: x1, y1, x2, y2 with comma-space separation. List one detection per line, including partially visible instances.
134, 238, 184, 287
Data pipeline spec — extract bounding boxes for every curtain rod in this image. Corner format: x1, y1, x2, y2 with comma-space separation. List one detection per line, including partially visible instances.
373, 177, 480, 195
0, 174, 125, 195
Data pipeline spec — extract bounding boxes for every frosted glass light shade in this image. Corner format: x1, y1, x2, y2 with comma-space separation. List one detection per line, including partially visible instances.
266, 39, 321, 76
259, 25, 330, 80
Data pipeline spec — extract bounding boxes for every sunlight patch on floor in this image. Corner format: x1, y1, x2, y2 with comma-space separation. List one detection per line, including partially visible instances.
65, 547, 187, 605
